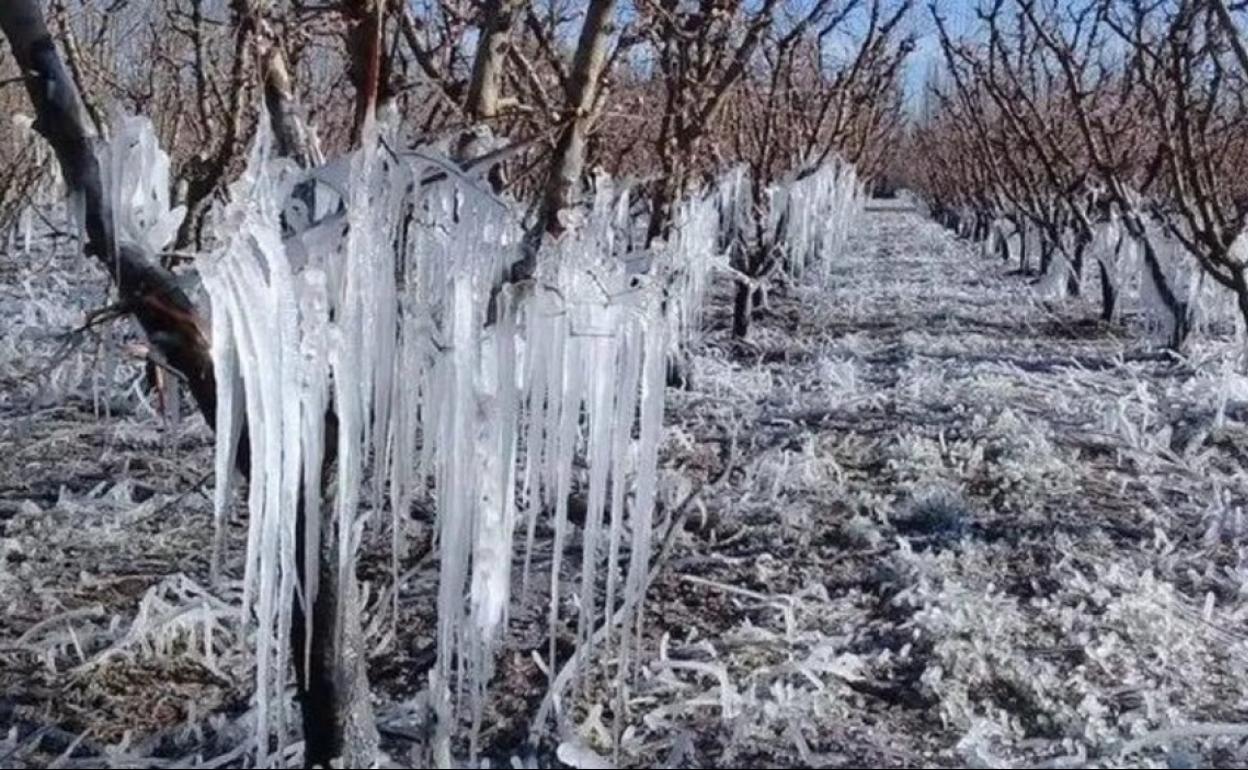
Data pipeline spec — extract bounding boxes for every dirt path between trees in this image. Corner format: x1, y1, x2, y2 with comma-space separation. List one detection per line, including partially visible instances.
638, 209, 1248, 768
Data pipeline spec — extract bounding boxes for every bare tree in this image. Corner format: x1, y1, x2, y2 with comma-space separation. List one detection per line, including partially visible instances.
0, 0, 217, 419
0, 4, 381, 765
641, 0, 784, 243
175, 0, 257, 250
910, 0, 1248, 347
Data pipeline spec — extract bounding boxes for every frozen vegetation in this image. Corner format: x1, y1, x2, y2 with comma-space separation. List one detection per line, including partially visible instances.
2, 131, 1248, 770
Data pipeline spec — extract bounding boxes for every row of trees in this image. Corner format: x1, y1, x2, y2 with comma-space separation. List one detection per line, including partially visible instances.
903, 0, 1248, 349
0, 1, 918, 377
1, 1, 914, 248
0, 1, 913, 766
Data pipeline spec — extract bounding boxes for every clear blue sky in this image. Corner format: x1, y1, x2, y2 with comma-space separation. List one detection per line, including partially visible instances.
906, 0, 980, 102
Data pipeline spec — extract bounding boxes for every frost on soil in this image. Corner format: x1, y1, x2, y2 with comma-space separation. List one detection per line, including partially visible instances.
1, 134, 1247, 769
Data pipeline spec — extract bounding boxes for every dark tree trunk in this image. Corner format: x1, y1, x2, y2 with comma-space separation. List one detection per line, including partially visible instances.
346, 0, 386, 146
465, 0, 522, 122
291, 414, 376, 768
1234, 271, 1248, 346
733, 242, 768, 339
517, 0, 617, 279
1134, 229, 1190, 350
1098, 258, 1117, 322
1039, 235, 1053, 277
733, 279, 752, 338
1067, 234, 1086, 297
1018, 222, 1030, 274
263, 33, 377, 770
647, 170, 682, 245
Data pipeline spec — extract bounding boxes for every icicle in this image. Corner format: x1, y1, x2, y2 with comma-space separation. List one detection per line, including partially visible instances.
20, 205, 32, 255
603, 319, 643, 653
764, 160, 864, 286
466, 287, 520, 756
574, 325, 618, 682
471, 288, 520, 649
547, 316, 587, 675
432, 274, 479, 758
622, 319, 666, 631
205, 285, 243, 585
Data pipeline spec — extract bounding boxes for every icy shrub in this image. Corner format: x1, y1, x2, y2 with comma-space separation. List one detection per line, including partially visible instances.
886, 530, 1248, 766
817, 356, 860, 400
974, 408, 1077, 507
841, 512, 885, 548
769, 160, 865, 285
896, 485, 972, 548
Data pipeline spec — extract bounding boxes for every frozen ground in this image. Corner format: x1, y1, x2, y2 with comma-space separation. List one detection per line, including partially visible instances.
2, 210, 1248, 767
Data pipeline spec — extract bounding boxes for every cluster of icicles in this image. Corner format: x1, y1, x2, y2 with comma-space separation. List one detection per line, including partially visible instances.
772, 162, 865, 284
713, 161, 865, 286
100, 112, 864, 765
986, 211, 1242, 342
192, 114, 730, 765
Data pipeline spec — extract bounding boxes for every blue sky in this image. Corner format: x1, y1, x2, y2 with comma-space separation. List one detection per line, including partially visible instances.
906, 0, 980, 101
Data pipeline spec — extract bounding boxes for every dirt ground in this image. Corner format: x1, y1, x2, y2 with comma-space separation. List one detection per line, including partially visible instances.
2, 209, 1247, 767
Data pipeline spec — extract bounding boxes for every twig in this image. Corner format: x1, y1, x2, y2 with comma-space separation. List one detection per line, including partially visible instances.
66, 300, 133, 338
1116, 722, 1248, 757
12, 605, 105, 648
652, 431, 739, 568
148, 470, 215, 519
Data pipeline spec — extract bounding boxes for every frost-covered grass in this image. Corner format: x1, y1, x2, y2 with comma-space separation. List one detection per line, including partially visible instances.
614, 213, 1248, 768
0, 211, 245, 766
3, 209, 1248, 768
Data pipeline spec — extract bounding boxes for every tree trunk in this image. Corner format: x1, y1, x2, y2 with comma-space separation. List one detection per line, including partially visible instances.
459, 0, 522, 190
346, 0, 386, 146
1067, 233, 1086, 297
1098, 258, 1117, 322
261, 29, 377, 769
646, 167, 683, 245
516, 0, 617, 279
1125, 214, 1190, 350
1233, 270, 1248, 352
465, 0, 522, 122
732, 242, 766, 339
1018, 221, 1029, 274
292, 414, 377, 769
732, 279, 752, 338
263, 46, 319, 167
